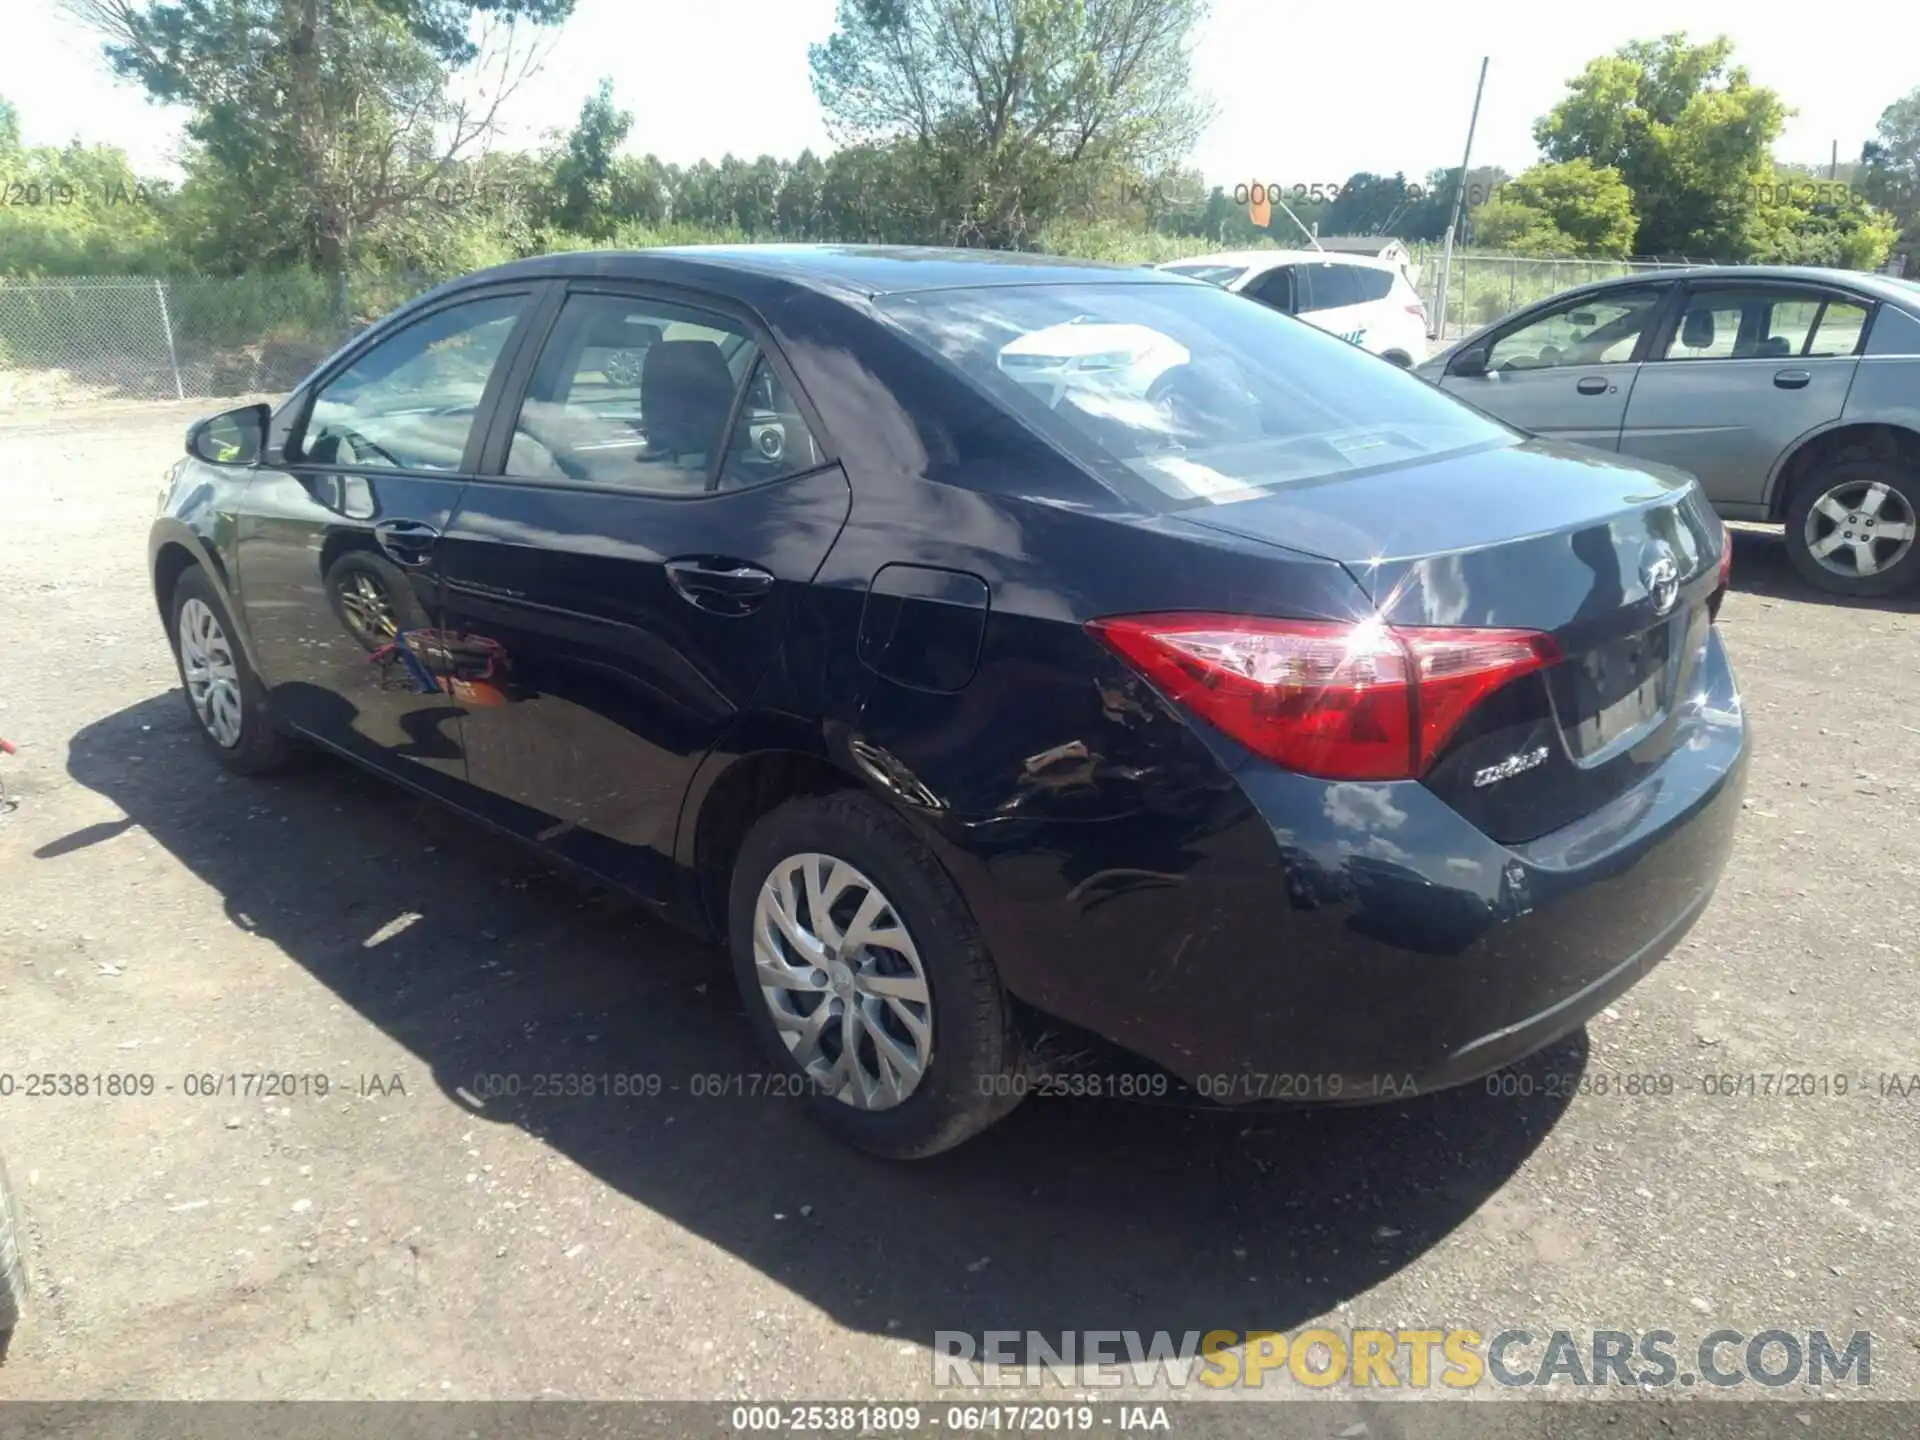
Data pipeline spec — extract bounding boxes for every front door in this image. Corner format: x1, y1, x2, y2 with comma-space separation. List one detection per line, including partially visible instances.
436, 285, 851, 897
1616, 283, 1868, 510
236, 287, 541, 794
1439, 286, 1671, 451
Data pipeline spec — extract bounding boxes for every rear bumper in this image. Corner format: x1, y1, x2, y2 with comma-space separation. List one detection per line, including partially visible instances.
932, 632, 1748, 1097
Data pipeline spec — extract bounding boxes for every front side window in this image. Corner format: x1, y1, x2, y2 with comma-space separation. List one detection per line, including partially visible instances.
1242, 266, 1296, 313
301, 294, 525, 471
505, 292, 819, 493
1486, 289, 1665, 371
880, 280, 1514, 509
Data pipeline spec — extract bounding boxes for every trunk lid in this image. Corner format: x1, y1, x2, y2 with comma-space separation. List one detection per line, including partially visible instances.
1179, 438, 1726, 843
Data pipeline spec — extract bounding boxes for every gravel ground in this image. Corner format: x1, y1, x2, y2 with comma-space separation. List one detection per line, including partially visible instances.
0, 405, 1916, 1408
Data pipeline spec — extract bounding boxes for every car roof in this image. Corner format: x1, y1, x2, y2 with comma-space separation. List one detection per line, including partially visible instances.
1562, 264, 1920, 307
455, 244, 1190, 303
1160, 249, 1402, 275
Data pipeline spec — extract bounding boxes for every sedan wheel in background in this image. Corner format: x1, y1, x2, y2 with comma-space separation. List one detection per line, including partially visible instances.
1785, 462, 1920, 597
728, 791, 1026, 1158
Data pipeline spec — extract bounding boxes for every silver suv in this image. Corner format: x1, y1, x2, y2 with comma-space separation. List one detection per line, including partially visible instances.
1419, 267, 1920, 596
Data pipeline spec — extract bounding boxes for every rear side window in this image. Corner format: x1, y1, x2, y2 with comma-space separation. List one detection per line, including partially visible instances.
1808, 300, 1869, 356
1296, 264, 1362, 313
1350, 267, 1395, 303
503, 292, 821, 494
1660, 289, 1871, 361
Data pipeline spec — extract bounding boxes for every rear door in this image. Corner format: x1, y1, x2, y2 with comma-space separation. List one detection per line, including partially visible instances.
237, 285, 543, 796
1437, 286, 1673, 450
1616, 281, 1869, 510
436, 282, 850, 898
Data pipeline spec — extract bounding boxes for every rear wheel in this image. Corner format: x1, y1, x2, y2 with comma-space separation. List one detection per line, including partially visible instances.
727, 792, 1025, 1158
1784, 462, 1920, 597
167, 566, 297, 774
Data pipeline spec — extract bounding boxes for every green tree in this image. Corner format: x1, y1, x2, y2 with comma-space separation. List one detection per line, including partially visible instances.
66, 0, 572, 269
1533, 33, 1788, 258
547, 78, 631, 240
776, 149, 826, 238
809, 0, 1212, 247
1398, 164, 1508, 242
1464, 159, 1637, 256
0, 105, 175, 275
1322, 172, 1417, 237
1861, 87, 1920, 260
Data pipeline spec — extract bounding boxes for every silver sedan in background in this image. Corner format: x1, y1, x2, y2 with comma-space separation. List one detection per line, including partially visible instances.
1418, 266, 1920, 596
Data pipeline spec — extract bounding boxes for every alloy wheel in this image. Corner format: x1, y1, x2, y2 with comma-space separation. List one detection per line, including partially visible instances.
1802, 478, 1917, 580
752, 852, 934, 1110
178, 597, 245, 748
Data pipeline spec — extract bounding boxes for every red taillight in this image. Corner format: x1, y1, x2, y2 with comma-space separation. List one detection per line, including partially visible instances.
1088, 614, 1560, 781
1718, 528, 1733, 591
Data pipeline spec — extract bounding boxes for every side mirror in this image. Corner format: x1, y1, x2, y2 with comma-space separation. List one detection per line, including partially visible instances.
1449, 347, 1489, 379
187, 403, 270, 467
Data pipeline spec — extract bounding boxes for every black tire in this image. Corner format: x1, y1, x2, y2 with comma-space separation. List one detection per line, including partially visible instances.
167, 565, 298, 774
324, 550, 429, 652
727, 791, 1025, 1159
1784, 460, 1920, 597
0, 1155, 26, 1350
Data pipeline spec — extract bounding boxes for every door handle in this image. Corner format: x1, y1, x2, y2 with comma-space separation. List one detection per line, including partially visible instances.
373, 518, 440, 567
1575, 375, 1614, 396
1774, 370, 1812, 390
665, 557, 776, 615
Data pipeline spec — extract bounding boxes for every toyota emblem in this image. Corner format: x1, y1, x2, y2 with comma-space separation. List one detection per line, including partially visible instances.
1643, 549, 1680, 617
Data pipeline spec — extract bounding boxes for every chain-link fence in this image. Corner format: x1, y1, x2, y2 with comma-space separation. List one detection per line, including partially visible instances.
0, 273, 440, 410
0, 252, 1883, 409
1409, 251, 1707, 345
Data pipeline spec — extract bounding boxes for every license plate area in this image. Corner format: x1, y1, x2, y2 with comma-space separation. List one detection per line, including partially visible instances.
1550, 620, 1674, 762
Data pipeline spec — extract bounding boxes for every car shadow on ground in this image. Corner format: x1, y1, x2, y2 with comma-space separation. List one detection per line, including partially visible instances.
54, 693, 1583, 1351
1726, 524, 1920, 613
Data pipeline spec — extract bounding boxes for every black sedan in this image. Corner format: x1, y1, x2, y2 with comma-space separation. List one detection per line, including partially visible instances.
150, 245, 1749, 1158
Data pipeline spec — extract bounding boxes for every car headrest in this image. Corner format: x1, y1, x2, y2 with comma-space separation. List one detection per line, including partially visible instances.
1756, 335, 1794, 358
1681, 309, 1716, 350
641, 339, 737, 458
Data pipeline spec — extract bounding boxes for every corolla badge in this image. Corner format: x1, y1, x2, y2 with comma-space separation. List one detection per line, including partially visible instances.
1643, 547, 1680, 617
1473, 745, 1549, 788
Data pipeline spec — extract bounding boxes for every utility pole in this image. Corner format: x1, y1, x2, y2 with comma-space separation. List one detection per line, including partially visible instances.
1431, 56, 1489, 343
1829, 141, 1839, 181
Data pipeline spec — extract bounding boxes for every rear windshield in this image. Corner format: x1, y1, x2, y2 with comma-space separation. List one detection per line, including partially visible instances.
879, 281, 1514, 507
1160, 263, 1248, 287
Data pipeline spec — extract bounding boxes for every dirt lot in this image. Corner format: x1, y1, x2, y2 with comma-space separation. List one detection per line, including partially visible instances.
0, 404, 1916, 1407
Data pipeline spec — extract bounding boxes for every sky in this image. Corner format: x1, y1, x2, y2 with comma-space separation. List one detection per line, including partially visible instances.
0, 0, 1908, 188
